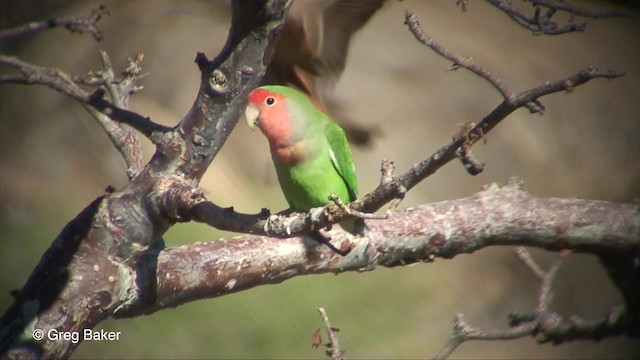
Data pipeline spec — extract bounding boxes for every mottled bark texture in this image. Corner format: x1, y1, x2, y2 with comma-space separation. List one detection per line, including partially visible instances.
0, 1, 291, 358
141, 180, 640, 316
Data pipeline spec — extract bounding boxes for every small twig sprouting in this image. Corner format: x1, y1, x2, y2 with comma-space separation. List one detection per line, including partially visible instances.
317, 307, 345, 360
328, 194, 388, 220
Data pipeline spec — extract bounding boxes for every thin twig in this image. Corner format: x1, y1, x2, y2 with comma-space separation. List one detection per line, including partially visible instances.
0, 5, 110, 41
527, 0, 633, 18
328, 194, 388, 220
78, 51, 147, 178
435, 248, 569, 359
405, 10, 512, 100
0, 55, 171, 142
318, 308, 345, 360
514, 247, 546, 280
435, 248, 629, 359
482, 0, 632, 35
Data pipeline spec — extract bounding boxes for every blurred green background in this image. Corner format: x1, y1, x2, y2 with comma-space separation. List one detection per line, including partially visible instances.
1, 0, 639, 358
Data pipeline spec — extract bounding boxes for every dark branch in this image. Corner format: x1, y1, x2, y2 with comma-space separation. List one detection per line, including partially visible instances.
0, 55, 171, 142
482, 0, 634, 35
0, 1, 292, 357
82, 51, 147, 178
0, 5, 110, 41
435, 248, 635, 359
527, 0, 634, 19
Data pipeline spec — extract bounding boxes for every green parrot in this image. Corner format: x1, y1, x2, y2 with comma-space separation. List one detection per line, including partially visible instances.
245, 85, 365, 236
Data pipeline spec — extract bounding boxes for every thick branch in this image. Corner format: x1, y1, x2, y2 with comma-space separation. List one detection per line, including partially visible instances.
168, 0, 292, 182
129, 182, 639, 316
0, 1, 291, 358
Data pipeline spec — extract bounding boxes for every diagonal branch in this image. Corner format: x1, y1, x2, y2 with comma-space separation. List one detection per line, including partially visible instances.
178, 63, 623, 238
405, 10, 512, 99
0, 5, 110, 41
527, 0, 633, 19
81, 51, 147, 178
0, 55, 171, 142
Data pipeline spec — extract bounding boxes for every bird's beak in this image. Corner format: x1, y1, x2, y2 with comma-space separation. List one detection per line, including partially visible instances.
245, 104, 260, 130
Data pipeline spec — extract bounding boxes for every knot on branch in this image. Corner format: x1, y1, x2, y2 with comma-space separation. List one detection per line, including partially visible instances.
151, 177, 205, 223
209, 68, 231, 95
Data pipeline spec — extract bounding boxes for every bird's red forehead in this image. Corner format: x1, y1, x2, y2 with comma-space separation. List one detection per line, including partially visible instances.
248, 88, 285, 106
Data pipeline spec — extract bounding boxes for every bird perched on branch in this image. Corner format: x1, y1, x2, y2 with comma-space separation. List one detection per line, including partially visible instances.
264, 0, 386, 147
245, 85, 365, 237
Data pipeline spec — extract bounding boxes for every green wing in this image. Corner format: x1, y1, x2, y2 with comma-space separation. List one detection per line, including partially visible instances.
324, 118, 359, 201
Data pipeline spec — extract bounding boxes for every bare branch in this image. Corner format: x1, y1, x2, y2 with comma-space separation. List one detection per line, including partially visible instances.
514, 247, 546, 280
404, 10, 512, 99
527, 0, 633, 19
482, 0, 633, 35
82, 51, 147, 178
0, 1, 292, 357
129, 182, 639, 316
0, 55, 171, 142
435, 313, 539, 360
435, 248, 633, 359
318, 308, 345, 360
0, 5, 110, 41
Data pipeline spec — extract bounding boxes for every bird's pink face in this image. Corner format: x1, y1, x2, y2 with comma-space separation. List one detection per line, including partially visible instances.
245, 89, 293, 144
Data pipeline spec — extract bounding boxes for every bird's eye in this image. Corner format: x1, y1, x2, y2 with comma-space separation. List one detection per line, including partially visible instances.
265, 97, 276, 106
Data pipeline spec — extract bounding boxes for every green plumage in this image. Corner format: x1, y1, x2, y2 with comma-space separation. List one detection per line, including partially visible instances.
256, 85, 365, 235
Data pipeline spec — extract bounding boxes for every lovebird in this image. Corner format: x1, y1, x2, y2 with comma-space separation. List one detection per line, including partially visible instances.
245, 85, 365, 236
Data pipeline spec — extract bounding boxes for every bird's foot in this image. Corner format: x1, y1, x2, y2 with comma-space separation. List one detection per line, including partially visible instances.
311, 231, 352, 256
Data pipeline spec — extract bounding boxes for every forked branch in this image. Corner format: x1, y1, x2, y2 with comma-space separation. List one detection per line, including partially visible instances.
463, 0, 634, 35
435, 248, 633, 359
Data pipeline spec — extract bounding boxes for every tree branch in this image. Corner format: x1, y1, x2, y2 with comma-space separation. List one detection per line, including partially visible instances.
478, 0, 634, 35
122, 181, 639, 317
0, 1, 292, 357
0, 55, 171, 143
83, 51, 147, 178
318, 308, 345, 360
1, 2, 635, 358
178, 61, 623, 237
0, 5, 109, 41
435, 248, 635, 359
